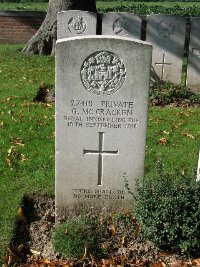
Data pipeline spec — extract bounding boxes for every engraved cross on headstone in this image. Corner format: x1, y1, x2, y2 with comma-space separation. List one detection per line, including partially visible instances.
155, 53, 172, 79
84, 132, 118, 186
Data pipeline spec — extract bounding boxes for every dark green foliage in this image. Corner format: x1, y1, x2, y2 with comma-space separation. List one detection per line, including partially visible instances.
98, 0, 200, 2
99, 4, 200, 16
0, 0, 48, 2
134, 168, 200, 256
52, 215, 107, 259
150, 81, 200, 106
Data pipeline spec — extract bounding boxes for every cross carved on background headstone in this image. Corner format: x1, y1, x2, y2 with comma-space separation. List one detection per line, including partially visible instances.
155, 53, 172, 79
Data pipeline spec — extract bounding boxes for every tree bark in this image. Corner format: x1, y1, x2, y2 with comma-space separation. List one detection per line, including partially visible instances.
22, 0, 97, 55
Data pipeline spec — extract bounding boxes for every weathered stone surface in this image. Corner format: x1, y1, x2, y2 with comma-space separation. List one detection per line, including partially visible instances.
197, 150, 200, 182
146, 15, 186, 84
57, 10, 97, 39
102, 12, 142, 39
187, 18, 200, 93
56, 36, 152, 218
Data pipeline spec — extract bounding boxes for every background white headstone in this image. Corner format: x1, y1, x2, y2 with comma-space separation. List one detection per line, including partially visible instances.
57, 10, 97, 39
102, 12, 142, 39
187, 18, 200, 93
197, 150, 200, 182
146, 15, 186, 84
56, 36, 152, 218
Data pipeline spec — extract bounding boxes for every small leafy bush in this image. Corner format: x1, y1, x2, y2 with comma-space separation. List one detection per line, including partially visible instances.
134, 169, 200, 256
52, 215, 107, 259
150, 81, 200, 106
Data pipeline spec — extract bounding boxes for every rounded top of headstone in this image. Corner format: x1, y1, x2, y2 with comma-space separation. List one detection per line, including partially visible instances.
56, 35, 152, 48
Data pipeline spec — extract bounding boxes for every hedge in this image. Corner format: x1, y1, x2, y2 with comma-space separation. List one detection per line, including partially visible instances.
98, 4, 200, 16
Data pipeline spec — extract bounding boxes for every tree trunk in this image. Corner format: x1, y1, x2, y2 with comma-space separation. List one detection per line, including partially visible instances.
22, 0, 97, 55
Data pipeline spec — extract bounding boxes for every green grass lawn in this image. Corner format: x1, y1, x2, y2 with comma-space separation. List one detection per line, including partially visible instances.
0, 45, 199, 263
0, 1, 200, 11
0, 45, 55, 262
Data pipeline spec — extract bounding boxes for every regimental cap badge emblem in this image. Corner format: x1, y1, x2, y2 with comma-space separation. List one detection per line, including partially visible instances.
80, 51, 126, 96
113, 18, 129, 36
68, 15, 87, 35
157, 19, 175, 40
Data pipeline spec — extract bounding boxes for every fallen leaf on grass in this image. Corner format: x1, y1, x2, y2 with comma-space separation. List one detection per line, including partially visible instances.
7, 146, 15, 155
158, 138, 168, 145
64, 228, 68, 235
21, 154, 28, 162
4, 247, 21, 266
6, 97, 12, 102
0, 121, 3, 127
44, 103, 52, 108
36, 120, 44, 126
108, 224, 116, 236
169, 261, 191, 267
162, 131, 170, 135
102, 259, 111, 266
178, 120, 184, 125
30, 249, 41, 256
134, 223, 141, 238
82, 246, 88, 260
182, 132, 195, 140
177, 111, 184, 117
5, 158, 11, 167
21, 102, 31, 107
16, 142, 25, 147
18, 207, 26, 223
150, 261, 165, 267
121, 236, 126, 245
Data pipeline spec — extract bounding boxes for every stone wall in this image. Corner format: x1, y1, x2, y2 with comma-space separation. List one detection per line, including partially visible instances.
0, 11, 46, 44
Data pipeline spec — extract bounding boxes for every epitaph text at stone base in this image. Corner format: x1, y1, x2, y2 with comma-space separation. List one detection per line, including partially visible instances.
56, 36, 152, 218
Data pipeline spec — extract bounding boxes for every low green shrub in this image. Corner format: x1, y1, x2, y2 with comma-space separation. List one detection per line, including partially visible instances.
52, 215, 107, 259
149, 81, 200, 106
134, 168, 200, 256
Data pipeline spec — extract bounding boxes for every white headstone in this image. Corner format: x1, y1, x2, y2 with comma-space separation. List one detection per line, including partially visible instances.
56, 36, 152, 218
102, 12, 142, 39
57, 10, 97, 39
187, 18, 200, 93
146, 15, 186, 84
197, 150, 200, 182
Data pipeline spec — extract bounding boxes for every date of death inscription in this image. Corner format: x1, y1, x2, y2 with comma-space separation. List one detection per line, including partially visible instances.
64, 100, 141, 129
73, 189, 125, 200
